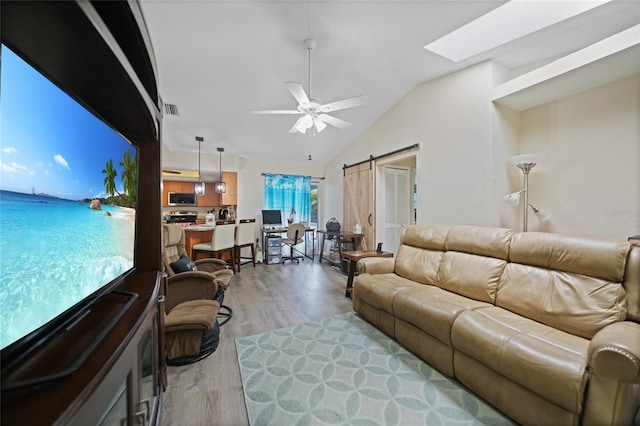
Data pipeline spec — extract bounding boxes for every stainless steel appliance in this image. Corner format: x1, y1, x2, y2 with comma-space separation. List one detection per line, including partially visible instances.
219, 208, 229, 220
167, 211, 198, 224
168, 192, 197, 206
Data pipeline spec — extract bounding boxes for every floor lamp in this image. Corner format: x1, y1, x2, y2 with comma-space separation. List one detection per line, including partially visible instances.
504, 154, 551, 232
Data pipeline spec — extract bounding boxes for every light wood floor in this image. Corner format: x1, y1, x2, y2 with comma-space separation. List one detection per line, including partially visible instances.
161, 258, 354, 426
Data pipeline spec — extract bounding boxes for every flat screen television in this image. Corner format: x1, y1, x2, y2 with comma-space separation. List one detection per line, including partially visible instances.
0, 44, 137, 354
262, 209, 283, 227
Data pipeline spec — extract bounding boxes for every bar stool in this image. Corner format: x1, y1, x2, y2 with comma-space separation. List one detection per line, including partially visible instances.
192, 224, 237, 271
234, 219, 256, 272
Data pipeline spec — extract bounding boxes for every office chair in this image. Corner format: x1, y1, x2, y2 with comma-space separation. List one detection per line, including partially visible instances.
235, 219, 256, 272
282, 223, 306, 264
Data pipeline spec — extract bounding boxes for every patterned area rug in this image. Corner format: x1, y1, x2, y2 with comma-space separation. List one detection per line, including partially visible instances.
235, 312, 514, 425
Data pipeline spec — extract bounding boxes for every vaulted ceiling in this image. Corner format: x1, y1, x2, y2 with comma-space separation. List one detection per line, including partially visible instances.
140, 0, 639, 165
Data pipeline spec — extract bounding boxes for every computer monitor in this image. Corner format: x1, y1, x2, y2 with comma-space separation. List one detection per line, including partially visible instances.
261, 209, 282, 227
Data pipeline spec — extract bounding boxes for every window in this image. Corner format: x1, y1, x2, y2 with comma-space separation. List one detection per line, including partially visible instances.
310, 182, 319, 228
264, 174, 311, 224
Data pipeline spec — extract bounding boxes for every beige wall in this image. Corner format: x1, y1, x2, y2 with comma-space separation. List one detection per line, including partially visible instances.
162, 68, 639, 241
235, 158, 324, 223
323, 64, 639, 241
325, 61, 506, 230
517, 74, 639, 239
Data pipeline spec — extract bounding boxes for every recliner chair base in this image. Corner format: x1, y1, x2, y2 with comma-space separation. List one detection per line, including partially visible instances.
167, 321, 220, 366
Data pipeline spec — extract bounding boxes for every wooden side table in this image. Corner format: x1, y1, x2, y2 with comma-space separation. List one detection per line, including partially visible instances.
342, 250, 393, 298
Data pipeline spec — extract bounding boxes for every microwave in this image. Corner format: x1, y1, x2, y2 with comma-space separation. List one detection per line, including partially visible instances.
168, 192, 197, 206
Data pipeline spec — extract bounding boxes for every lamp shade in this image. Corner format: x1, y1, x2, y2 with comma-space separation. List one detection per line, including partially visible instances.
194, 181, 205, 196
503, 192, 521, 206
509, 153, 543, 166
214, 181, 226, 194
295, 114, 314, 133
532, 206, 552, 222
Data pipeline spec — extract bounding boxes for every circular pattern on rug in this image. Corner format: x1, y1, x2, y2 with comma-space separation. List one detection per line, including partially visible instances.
236, 312, 514, 425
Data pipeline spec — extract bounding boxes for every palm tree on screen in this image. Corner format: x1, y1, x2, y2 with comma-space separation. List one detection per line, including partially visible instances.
102, 159, 117, 197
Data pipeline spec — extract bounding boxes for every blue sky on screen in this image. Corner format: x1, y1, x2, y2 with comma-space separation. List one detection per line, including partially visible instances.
0, 45, 135, 201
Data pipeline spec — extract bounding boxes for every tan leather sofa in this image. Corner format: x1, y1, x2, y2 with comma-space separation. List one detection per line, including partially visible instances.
352, 225, 640, 425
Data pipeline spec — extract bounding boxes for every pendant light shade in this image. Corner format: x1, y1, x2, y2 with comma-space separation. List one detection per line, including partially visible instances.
195, 136, 205, 196
215, 147, 226, 194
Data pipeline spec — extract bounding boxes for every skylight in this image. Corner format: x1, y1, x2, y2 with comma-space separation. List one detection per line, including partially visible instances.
424, 0, 612, 62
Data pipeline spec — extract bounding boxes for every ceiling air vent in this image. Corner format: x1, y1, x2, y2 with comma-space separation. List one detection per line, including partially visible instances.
164, 103, 179, 116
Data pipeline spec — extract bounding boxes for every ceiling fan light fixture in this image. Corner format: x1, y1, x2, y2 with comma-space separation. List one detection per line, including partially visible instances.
294, 114, 314, 133
250, 39, 367, 135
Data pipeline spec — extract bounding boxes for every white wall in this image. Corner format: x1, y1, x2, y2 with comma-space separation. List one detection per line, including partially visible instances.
235, 158, 324, 223
324, 64, 639, 240
324, 61, 505, 229
162, 69, 639, 241
517, 74, 640, 239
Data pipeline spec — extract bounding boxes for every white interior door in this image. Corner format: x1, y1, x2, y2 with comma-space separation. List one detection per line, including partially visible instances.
383, 166, 410, 254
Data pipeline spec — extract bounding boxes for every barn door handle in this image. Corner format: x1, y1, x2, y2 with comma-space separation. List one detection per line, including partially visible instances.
368, 214, 372, 225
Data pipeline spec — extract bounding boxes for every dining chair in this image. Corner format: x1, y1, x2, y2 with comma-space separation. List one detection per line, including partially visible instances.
235, 219, 256, 272
192, 223, 237, 272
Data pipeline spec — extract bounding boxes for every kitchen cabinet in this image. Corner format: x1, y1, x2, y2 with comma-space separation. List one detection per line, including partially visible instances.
162, 181, 194, 207
196, 183, 217, 207
162, 172, 237, 207
219, 171, 237, 206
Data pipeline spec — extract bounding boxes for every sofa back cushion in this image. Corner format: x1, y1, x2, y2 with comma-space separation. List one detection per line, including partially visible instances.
436, 226, 514, 303
395, 225, 449, 285
498, 232, 630, 339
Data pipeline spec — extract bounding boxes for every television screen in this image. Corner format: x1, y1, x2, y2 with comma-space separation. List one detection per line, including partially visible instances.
262, 209, 282, 226
0, 44, 137, 350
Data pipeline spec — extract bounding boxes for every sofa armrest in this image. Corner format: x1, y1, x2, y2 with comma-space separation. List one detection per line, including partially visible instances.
583, 321, 640, 425
588, 321, 640, 380
166, 271, 219, 312
357, 257, 395, 275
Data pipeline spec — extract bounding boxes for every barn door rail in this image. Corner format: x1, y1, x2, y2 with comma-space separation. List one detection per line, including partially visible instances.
342, 143, 419, 175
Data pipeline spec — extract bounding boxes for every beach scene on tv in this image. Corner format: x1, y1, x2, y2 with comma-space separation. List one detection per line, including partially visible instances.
0, 46, 137, 349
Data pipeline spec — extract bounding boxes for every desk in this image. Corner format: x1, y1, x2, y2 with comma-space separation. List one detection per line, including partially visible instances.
262, 227, 316, 263
342, 250, 393, 298
317, 230, 364, 265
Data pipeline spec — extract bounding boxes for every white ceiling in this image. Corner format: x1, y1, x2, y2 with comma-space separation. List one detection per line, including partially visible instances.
139, 0, 640, 165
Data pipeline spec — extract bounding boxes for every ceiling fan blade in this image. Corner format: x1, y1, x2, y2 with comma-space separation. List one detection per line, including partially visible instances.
312, 116, 327, 133
318, 95, 368, 113
285, 81, 310, 106
250, 109, 302, 115
318, 114, 352, 129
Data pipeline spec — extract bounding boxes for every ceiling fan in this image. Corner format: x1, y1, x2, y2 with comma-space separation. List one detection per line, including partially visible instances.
250, 39, 367, 134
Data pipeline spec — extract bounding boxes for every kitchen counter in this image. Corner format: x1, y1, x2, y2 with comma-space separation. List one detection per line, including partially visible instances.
184, 225, 216, 231
183, 226, 214, 258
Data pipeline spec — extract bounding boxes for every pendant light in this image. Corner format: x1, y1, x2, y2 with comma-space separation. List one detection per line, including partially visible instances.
215, 147, 226, 193
194, 136, 205, 196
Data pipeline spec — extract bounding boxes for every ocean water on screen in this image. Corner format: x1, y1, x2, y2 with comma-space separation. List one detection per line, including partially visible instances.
0, 190, 134, 349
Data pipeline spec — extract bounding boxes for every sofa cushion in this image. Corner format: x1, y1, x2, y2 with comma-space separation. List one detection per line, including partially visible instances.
497, 263, 627, 339
394, 245, 443, 285
437, 251, 507, 303
401, 224, 450, 251
445, 225, 514, 259
354, 273, 424, 314
452, 306, 589, 413
394, 285, 491, 346
509, 231, 629, 283
394, 224, 449, 284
